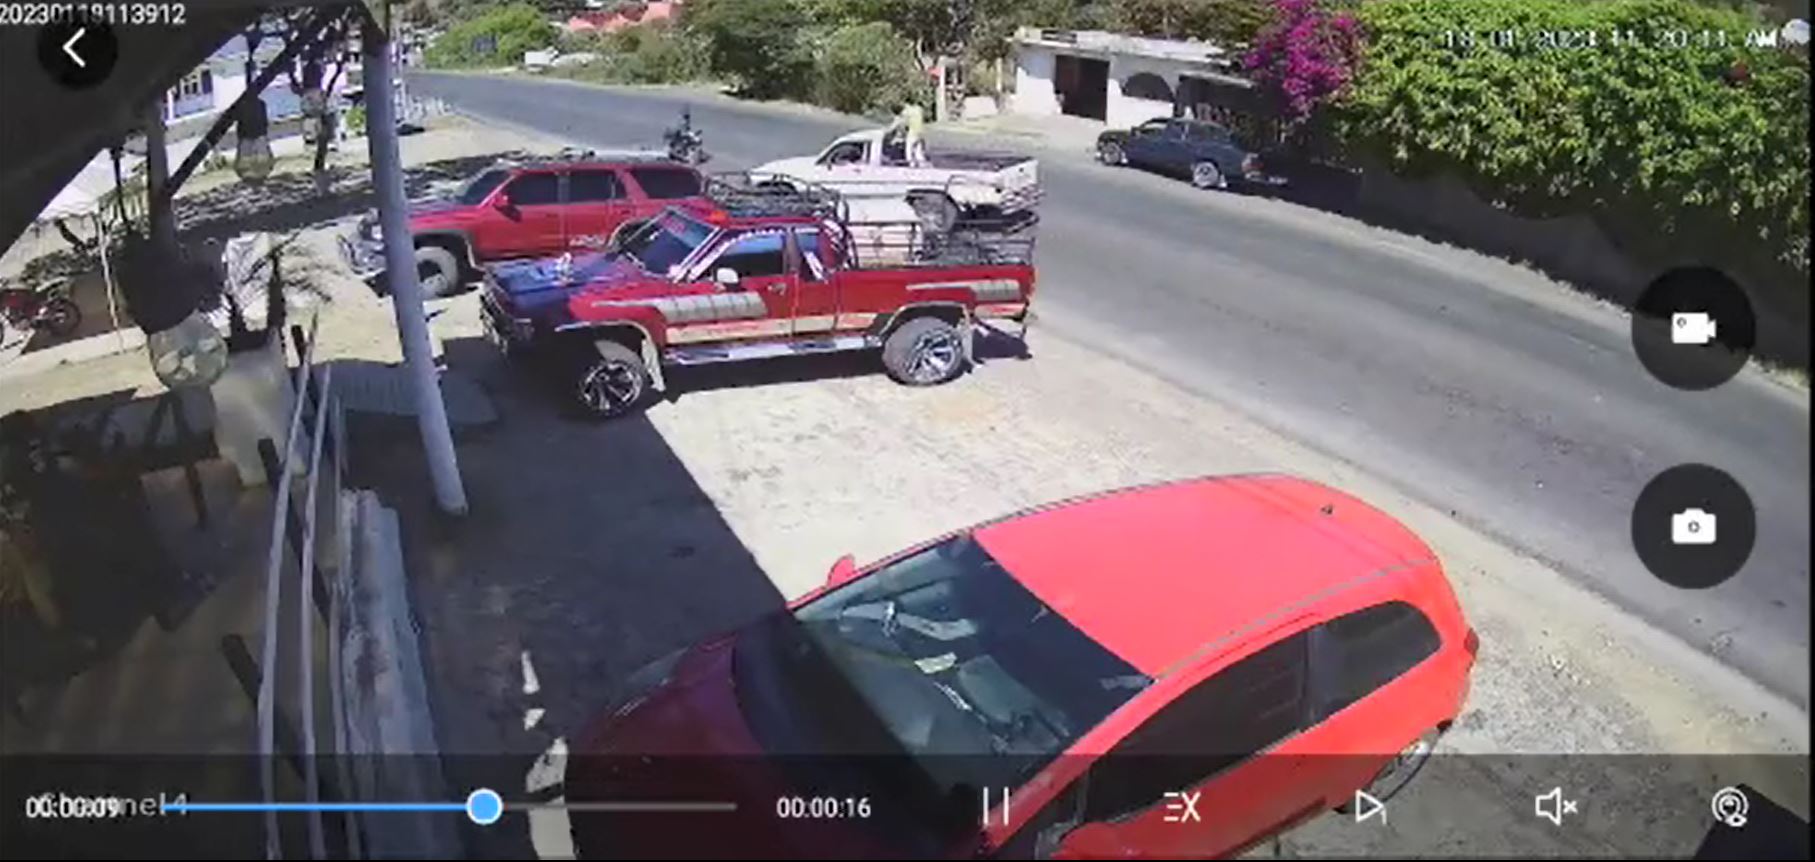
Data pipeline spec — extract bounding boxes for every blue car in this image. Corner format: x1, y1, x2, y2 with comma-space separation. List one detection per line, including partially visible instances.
1095, 118, 1286, 191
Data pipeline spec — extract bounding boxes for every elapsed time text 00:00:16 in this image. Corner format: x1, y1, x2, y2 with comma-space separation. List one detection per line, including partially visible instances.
0, 3, 187, 26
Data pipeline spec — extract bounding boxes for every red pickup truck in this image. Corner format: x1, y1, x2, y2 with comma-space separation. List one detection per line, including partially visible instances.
342, 153, 708, 296
481, 185, 1035, 419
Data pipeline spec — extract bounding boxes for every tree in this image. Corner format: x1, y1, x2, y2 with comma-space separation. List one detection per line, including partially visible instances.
817, 21, 928, 114
425, 3, 557, 67
1110, 0, 1272, 45
688, 0, 815, 98
1242, 0, 1361, 127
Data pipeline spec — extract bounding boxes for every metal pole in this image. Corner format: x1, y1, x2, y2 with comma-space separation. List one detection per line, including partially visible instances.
363, 18, 468, 515
143, 102, 175, 250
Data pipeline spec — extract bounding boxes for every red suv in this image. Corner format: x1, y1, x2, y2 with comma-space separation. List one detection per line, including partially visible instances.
341, 154, 707, 296
567, 475, 1479, 859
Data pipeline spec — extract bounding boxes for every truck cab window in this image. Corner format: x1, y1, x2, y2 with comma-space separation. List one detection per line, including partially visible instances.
711, 233, 789, 280
821, 142, 867, 166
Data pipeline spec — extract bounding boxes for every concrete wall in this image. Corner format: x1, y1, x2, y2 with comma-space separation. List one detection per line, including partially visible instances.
1107, 54, 1184, 127
1013, 47, 1060, 116
1013, 44, 1243, 128
1355, 163, 1810, 367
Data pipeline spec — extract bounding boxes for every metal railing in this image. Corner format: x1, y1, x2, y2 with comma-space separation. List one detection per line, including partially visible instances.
243, 314, 357, 860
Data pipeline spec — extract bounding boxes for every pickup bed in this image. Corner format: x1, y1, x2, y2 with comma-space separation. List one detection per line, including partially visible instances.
482, 199, 1034, 419
752, 128, 1039, 232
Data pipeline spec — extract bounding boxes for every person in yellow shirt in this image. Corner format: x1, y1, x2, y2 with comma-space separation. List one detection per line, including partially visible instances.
885, 101, 927, 167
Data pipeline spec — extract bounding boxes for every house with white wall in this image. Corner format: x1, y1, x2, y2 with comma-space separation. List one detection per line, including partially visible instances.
1010, 27, 1260, 129
160, 37, 356, 141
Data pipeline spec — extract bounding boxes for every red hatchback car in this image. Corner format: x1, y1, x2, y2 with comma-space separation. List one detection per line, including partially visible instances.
567, 475, 1477, 859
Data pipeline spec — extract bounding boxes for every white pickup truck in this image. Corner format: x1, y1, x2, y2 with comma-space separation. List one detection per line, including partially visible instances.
752, 128, 1039, 231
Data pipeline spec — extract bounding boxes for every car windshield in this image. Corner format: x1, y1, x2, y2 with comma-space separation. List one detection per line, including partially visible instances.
622, 211, 714, 276
457, 168, 510, 205
735, 535, 1148, 799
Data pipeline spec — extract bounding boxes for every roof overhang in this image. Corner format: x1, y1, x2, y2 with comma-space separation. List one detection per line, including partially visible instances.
0, 1, 370, 250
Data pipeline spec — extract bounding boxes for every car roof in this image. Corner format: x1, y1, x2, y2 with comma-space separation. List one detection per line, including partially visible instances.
972, 474, 1439, 677
507, 157, 700, 172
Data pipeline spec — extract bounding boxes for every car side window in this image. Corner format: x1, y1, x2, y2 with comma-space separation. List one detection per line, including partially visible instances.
1187, 124, 1229, 144
628, 167, 702, 200
820, 142, 867, 166
1134, 120, 1168, 137
505, 172, 560, 206
1082, 631, 1311, 822
1162, 121, 1191, 142
793, 230, 825, 281
1312, 602, 1440, 720
567, 170, 623, 203
710, 233, 788, 280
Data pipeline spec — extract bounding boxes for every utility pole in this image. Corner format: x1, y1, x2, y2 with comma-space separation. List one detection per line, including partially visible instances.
363, 14, 468, 515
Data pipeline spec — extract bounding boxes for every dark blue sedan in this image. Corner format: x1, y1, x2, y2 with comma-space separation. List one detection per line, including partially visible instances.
1095, 118, 1286, 191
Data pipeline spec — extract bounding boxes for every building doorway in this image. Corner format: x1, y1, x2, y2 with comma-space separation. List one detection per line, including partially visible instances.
1054, 54, 1108, 120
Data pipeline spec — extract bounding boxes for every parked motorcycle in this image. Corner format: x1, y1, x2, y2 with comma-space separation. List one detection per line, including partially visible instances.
0, 278, 81, 341
664, 108, 709, 166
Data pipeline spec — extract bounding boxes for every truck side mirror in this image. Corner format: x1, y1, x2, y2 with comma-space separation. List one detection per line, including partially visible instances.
826, 554, 858, 588
714, 267, 741, 288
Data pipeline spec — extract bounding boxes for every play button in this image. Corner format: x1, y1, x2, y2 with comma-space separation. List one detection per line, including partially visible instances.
38, 20, 118, 89
1353, 789, 1387, 824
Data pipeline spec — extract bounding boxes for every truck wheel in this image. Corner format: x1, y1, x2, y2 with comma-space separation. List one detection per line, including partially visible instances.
414, 244, 463, 297
907, 192, 958, 234
882, 317, 967, 386
573, 341, 650, 420
1190, 161, 1226, 190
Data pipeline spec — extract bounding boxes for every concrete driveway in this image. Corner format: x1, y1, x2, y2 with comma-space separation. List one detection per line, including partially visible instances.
345, 280, 1804, 857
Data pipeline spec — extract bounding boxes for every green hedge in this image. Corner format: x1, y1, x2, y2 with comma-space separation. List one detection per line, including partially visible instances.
425, 3, 557, 69
1340, 0, 1810, 276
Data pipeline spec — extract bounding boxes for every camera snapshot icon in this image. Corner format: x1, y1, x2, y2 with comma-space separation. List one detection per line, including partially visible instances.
1670, 508, 1718, 545
1671, 312, 1718, 345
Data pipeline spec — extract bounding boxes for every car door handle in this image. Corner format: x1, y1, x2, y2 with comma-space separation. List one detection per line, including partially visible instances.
765, 283, 786, 293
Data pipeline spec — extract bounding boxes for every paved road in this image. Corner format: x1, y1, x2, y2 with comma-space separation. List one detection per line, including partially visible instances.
410, 72, 1810, 706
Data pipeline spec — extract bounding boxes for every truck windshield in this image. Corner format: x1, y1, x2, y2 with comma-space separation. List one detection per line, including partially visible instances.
457, 169, 509, 205
733, 535, 1149, 798
623, 212, 714, 276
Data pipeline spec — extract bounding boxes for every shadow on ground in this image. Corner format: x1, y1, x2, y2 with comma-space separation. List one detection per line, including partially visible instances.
174, 151, 540, 243
348, 335, 791, 858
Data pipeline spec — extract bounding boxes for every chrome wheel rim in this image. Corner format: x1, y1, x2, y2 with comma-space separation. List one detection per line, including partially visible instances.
579, 360, 641, 414
907, 330, 961, 383
418, 261, 449, 295
1100, 142, 1123, 164
1192, 163, 1218, 188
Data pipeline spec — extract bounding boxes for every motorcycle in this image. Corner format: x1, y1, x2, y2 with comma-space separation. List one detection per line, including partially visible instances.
663, 109, 709, 166
0, 278, 81, 341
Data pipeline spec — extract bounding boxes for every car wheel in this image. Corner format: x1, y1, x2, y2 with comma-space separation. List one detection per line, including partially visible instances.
1097, 140, 1126, 166
1339, 729, 1439, 812
1190, 160, 1226, 190
572, 341, 650, 420
882, 316, 967, 386
414, 244, 463, 298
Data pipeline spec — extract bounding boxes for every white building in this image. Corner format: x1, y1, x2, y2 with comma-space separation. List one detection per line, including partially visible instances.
1010, 27, 1259, 128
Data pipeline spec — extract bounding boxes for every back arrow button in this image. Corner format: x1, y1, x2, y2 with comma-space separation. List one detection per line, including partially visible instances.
63, 27, 87, 68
